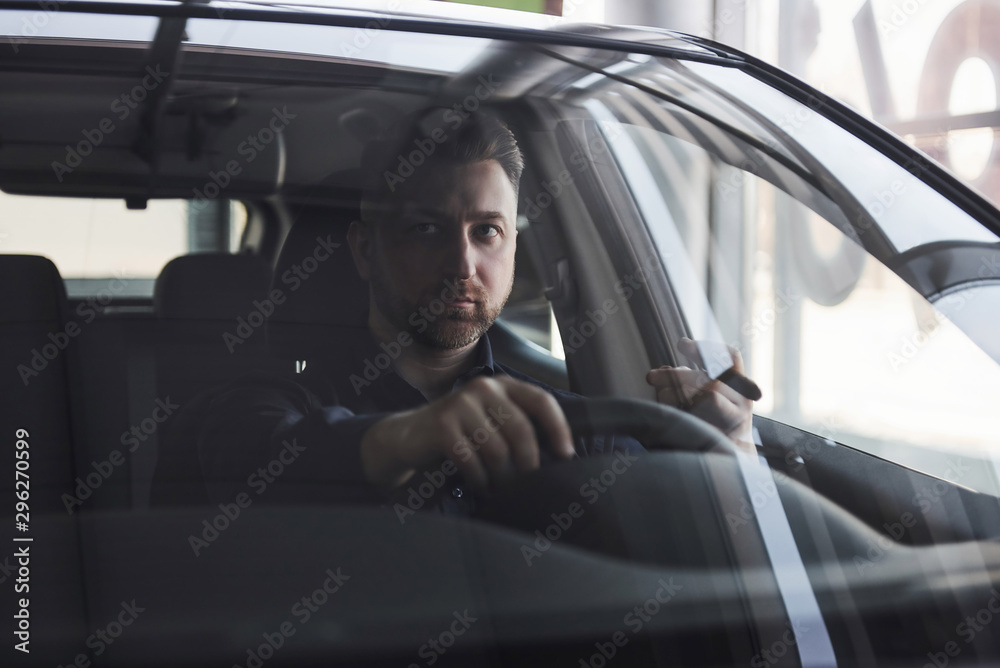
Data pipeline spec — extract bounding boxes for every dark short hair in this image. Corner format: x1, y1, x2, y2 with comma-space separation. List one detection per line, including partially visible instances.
361, 109, 524, 222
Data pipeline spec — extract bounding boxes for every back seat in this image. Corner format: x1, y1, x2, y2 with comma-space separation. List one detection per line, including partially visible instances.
150, 253, 289, 505
68, 253, 284, 510
0, 251, 297, 659
152, 253, 278, 403
265, 205, 367, 362
0, 254, 88, 662
0, 255, 78, 510
69, 293, 163, 511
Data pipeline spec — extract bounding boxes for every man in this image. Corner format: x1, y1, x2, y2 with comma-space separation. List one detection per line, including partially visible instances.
179, 110, 755, 513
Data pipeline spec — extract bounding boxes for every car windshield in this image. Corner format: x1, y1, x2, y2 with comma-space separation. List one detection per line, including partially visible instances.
3, 5, 1000, 668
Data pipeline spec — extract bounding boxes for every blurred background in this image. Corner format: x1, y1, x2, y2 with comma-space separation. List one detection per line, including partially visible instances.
463, 0, 1000, 211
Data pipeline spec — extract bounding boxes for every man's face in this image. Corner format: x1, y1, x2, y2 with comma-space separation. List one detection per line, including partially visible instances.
362, 159, 518, 350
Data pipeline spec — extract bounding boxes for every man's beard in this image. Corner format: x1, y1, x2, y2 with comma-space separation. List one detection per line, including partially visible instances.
368, 268, 513, 350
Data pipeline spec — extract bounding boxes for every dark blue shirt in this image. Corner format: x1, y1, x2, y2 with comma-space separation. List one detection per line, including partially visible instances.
175, 329, 644, 515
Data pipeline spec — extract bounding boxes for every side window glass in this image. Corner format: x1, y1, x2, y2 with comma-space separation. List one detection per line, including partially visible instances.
593, 101, 1000, 494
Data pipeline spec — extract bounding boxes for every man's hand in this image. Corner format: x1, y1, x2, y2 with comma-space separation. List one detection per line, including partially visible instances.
646, 338, 757, 454
360, 376, 576, 489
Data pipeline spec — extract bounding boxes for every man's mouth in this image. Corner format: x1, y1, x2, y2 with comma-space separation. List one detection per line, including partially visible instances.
444, 290, 480, 305
418, 285, 485, 310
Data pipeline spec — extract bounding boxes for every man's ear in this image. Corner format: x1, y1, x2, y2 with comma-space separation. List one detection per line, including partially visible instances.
347, 219, 374, 281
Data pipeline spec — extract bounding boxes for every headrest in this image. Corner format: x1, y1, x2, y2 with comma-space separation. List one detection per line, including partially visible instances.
0, 254, 67, 323
154, 254, 272, 320
265, 205, 369, 360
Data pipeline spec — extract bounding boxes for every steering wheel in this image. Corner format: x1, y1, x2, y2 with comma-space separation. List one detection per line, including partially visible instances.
539, 395, 738, 457
469, 396, 743, 565
387, 395, 739, 527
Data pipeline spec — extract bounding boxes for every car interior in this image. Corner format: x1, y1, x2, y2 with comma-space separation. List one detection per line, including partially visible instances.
4, 4, 1000, 667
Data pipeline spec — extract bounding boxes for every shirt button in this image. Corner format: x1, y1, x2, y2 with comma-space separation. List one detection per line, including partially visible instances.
451, 487, 464, 499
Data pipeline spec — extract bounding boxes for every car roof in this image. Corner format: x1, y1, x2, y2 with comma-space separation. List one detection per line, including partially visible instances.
0, 0, 735, 59
218, 0, 570, 29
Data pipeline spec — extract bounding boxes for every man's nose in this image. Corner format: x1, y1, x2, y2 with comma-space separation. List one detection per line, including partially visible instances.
442, 232, 475, 279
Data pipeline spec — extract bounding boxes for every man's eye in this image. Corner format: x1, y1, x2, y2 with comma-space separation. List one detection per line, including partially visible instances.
414, 222, 439, 234
476, 224, 500, 238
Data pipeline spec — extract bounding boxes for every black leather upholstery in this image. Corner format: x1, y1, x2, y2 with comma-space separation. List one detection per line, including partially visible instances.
266, 204, 369, 361
154, 253, 272, 321
151, 252, 286, 507
0, 255, 77, 510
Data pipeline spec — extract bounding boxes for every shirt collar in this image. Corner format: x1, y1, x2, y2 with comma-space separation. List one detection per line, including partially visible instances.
455, 331, 496, 386
342, 328, 497, 400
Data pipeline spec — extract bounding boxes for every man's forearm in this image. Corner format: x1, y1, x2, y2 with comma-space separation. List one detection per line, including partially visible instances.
359, 410, 421, 488
194, 376, 393, 503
